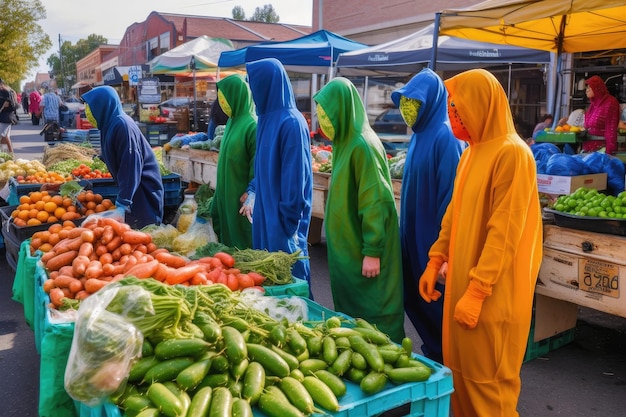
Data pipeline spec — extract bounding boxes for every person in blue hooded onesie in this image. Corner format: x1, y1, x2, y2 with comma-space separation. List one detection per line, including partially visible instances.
82, 85, 164, 229
391, 68, 465, 363
243, 58, 313, 290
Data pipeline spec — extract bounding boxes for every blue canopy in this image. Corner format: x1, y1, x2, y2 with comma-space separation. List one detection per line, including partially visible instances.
218, 29, 368, 73
336, 24, 552, 76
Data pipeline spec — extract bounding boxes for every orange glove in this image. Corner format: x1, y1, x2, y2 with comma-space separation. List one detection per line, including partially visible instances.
418, 260, 443, 303
454, 280, 490, 329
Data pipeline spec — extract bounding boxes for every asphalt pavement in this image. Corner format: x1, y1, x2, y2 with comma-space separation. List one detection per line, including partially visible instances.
1, 109, 626, 417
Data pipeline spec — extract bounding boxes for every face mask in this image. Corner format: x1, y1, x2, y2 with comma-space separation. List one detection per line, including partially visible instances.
448, 97, 471, 141
218, 90, 232, 117
84, 103, 98, 128
316, 104, 335, 140
399, 96, 421, 127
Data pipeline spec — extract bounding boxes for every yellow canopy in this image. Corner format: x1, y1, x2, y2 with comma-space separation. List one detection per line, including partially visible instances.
437, 0, 626, 53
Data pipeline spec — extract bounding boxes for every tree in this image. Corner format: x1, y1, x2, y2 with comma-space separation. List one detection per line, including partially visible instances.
251, 4, 280, 23
47, 34, 108, 91
0, 0, 52, 90
232, 5, 246, 20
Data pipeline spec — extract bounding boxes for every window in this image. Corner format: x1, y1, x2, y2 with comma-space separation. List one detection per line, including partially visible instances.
159, 33, 170, 54
146, 37, 158, 61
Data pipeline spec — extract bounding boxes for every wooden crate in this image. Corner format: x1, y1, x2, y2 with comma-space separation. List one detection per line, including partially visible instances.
537, 224, 626, 318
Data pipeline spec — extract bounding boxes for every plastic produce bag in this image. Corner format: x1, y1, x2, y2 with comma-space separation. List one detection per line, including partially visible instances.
172, 217, 218, 256
545, 153, 590, 176
64, 284, 149, 406
531, 142, 561, 174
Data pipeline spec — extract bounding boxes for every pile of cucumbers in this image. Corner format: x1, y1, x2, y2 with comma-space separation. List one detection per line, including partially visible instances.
110, 284, 432, 417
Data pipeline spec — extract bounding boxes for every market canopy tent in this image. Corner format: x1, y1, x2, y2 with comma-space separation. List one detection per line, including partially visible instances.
335, 23, 551, 77
149, 36, 235, 75
433, 0, 626, 120
218, 29, 369, 74
434, 0, 626, 54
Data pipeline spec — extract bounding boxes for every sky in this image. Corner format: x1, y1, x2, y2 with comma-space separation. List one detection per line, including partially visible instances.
30, 0, 313, 80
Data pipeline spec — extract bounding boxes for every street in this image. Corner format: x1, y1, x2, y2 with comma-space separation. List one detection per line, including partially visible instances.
1, 110, 626, 416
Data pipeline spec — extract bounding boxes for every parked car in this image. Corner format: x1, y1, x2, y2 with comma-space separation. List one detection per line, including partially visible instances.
158, 97, 211, 131
63, 96, 85, 113
371, 108, 407, 134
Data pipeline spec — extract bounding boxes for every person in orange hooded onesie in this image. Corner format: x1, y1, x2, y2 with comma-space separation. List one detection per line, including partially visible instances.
419, 69, 543, 417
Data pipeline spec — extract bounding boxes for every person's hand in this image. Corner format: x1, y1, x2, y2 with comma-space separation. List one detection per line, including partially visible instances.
419, 260, 442, 302
239, 191, 255, 223
362, 256, 380, 278
453, 281, 489, 330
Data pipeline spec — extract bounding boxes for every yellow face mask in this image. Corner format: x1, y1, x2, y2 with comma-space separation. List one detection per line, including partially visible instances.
399, 96, 421, 127
84, 103, 97, 128
217, 90, 232, 117
316, 104, 335, 140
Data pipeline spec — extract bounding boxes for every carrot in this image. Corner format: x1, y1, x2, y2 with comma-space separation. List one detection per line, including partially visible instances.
43, 278, 56, 293
119, 243, 133, 256
135, 244, 148, 254
95, 243, 109, 257
53, 236, 83, 254
165, 264, 206, 285
248, 272, 267, 286
46, 250, 78, 272
149, 247, 169, 257
53, 274, 75, 287
225, 268, 241, 276
152, 264, 170, 282
69, 278, 84, 294
81, 229, 95, 243
208, 257, 224, 270
236, 273, 255, 289
206, 268, 223, 282
190, 272, 209, 286
123, 256, 138, 273
41, 250, 57, 264
99, 252, 113, 266
122, 230, 152, 245
78, 242, 94, 257
84, 278, 110, 294
60, 288, 72, 298
72, 255, 91, 277
111, 248, 123, 261
49, 271, 59, 280
125, 259, 159, 279
92, 226, 105, 240
102, 263, 116, 276
85, 261, 104, 279
216, 271, 228, 286
214, 252, 236, 268
101, 217, 131, 235
145, 242, 157, 254
58, 265, 75, 277
101, 225, 115, 244
226, 274, 240, 291
106, 235, 123, 252
68, 227, 89, 239
155, 252, 188, 269
49, 288, 66, 308
74, 290, 90, 301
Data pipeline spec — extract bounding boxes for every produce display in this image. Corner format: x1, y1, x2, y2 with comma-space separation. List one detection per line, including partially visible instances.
549, 187, 626, 218
0, 158, 49, 182
61, 276, 432, 416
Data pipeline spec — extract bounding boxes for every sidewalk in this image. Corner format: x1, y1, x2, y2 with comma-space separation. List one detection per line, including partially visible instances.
8, 108, 50, 161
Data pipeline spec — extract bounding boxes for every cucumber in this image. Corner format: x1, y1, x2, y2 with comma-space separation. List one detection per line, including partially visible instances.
163, 381, 191, 416
197, 373, 230, 389
290, 368, 305, 382
379, 347, 402, 364
395, 354, 411, 368
385, 365, 432, 384
242, 361, 265, 405
353, 327, 391, 345
195, 320, 222, 343
154, 338, 211, 360
176, 358, 212, 391
128, 356, 160, 383
322, 335, 338, 365
360, 371, 388, 395
306, 335, 322, 357
354, 317, 377, 330
134, 408, 160, 417
350, 352, 368, 370
141, 339, 154, 357
286, 328, 308, 356
246, 343, 290, 378
122, 395, 153, 413
258, 389, 305, 417
228, 379, 243, 398
349, 335, 384, 372
298, 358, 328, 375
328, 327, 361, 338
147, 382, 184, 417
279, 376, 316, 415
330, 349, 352, 376
313, 369, 347, 398
210, 354, 230, 373
401, 337, 413, 355
334, 336, 351, 351
187, 386, 212, 417
345, 367, 366, 384
270, 344, 300, 371
301, 376, 340, 412
230, 358, 249, 380
231, 397, 254, 417
208, 386, 232, 417
269, 324, 287, 346
143, 357, 195, 383
221, 326, 247, 364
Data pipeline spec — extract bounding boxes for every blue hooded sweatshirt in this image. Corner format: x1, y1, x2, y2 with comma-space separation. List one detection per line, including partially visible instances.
391, 68, 465, 361
82, 86, 164, 229
245, 58, 313, 284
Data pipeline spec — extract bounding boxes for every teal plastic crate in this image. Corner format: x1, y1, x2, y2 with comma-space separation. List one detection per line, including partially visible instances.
263, 277, 310, 298
162, 173, 184, 207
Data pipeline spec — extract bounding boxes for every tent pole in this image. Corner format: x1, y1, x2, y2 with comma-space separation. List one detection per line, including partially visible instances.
507, 63, 512, 101
429, 12, 441, 71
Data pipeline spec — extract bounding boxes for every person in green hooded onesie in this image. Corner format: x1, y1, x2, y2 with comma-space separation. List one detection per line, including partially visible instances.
210, 74, 257, 249
313, 77, 405, 342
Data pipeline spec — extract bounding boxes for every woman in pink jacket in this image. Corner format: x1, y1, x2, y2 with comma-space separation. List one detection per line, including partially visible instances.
582, 75, 621, 155
29, 89, 42, 125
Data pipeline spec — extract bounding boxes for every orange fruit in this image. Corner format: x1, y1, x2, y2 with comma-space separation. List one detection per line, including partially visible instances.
19, 195, 30, 204
44, 201, 57, 213
39, 231, 51, 243
18, 210, 30, 221
62, 197, 73, 208
30, 238, 42, 251
48, 233, 60, 246
29, 191, 43, 202
86, 201, 97, 210
14, 218, 27, 227
54, 207, 66, 219
42, 195, 51, 203
27, 218, 42, 226
51, 195, 63, 206
29, 208, 39, 218
58, 229, 70, 240
36, 211, 49, 223
35, 200, 46, 211
48, 223, 63, 234
47, 216, 58, 223
39, 243, 53, 253
18, 203, 30, 211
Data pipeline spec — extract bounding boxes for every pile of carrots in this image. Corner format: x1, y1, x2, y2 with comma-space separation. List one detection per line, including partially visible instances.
36, 217, 267, 309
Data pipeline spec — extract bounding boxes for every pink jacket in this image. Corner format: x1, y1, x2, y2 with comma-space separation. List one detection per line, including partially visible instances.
583, 75, 620, 154
29, 91, 41, 114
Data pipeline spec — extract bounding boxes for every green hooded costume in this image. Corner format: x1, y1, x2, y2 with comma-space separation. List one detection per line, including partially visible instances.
210, 74, 257, 248
314, 77, 405, 342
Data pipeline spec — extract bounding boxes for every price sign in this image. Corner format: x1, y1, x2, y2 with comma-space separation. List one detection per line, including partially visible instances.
578, 259, 620, 298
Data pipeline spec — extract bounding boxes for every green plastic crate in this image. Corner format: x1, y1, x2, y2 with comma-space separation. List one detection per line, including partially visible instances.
524, 313, 576, 362
263, 277, 310, 298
